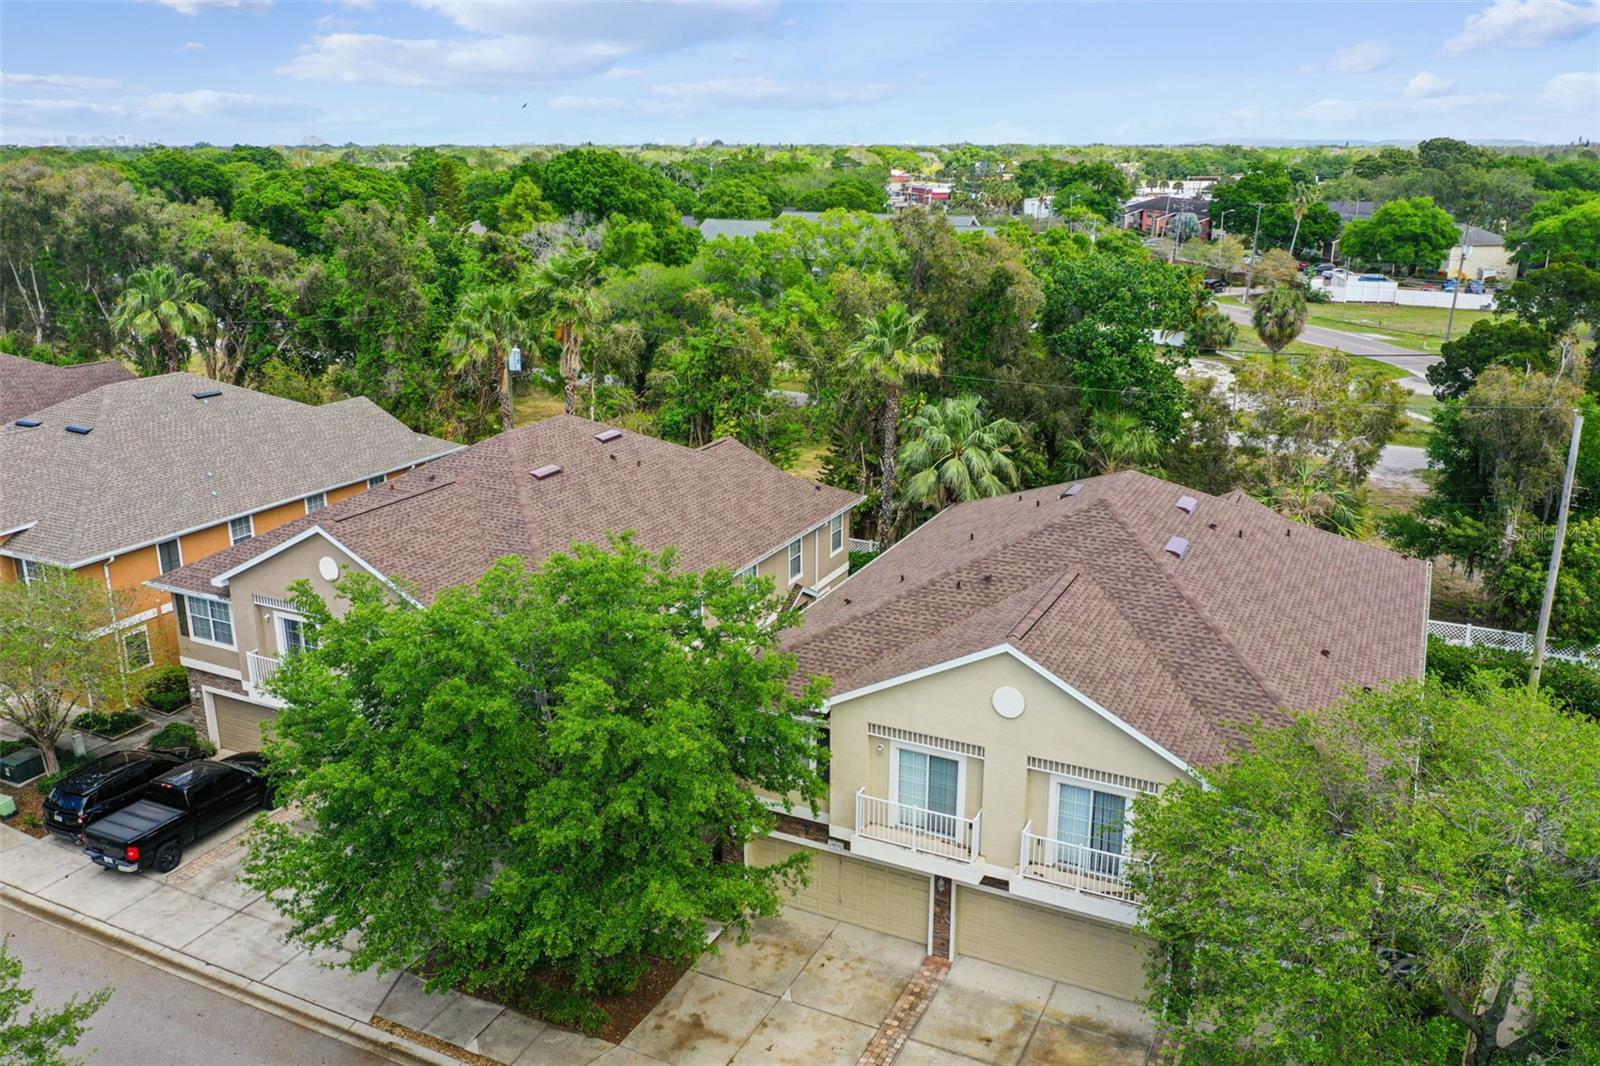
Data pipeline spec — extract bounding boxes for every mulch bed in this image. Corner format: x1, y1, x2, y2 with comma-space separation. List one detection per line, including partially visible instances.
0, 782, 48, 838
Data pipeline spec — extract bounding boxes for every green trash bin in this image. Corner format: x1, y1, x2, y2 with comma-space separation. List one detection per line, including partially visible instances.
0, 793, 16, 818
0, 747, 45, 784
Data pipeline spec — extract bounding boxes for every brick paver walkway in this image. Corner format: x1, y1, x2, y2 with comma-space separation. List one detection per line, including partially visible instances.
856, 955, 951, 1066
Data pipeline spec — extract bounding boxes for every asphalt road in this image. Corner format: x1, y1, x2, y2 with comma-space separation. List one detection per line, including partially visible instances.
1, 905, 389, 1066
1215, 301, 1439, 396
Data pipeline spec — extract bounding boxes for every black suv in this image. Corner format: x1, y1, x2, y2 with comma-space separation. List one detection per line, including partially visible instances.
43, 747, 205, 842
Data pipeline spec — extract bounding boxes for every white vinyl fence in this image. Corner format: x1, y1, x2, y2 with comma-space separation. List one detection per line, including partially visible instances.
1428, 620, 1598, 666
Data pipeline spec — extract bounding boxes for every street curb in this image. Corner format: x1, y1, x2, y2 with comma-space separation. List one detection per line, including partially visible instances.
1, 884, 457, 1066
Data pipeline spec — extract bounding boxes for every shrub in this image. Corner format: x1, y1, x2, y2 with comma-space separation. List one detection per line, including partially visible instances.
140, 665, 192, 713
148, 722, 215, 757
1304, 286, 1331, 303
848, 549, 880, 573
1426, 636, 1600, 719
72, 709, 146, 738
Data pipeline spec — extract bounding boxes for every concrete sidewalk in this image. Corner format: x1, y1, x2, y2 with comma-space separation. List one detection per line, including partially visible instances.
0, 823, 618, 1065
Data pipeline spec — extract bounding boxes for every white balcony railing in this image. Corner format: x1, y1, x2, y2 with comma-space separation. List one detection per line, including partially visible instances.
1018, 823, 1145, 904
855, 788, 980, 863
246, 650, 281, 688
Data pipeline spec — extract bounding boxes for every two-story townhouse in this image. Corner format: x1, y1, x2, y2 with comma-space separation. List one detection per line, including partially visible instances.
150, 414, 862, 752
0, 352, 134, 424
758, 471, 1430, 1000
0, 373, 461, 681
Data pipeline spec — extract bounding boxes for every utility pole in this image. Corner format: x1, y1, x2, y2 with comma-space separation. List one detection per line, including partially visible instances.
1444, 225, 1471, 343
1529, 409, 1585, 690
1241, 202, 1264, 303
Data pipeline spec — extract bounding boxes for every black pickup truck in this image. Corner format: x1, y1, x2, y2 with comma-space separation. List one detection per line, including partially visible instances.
42, 746, 207, 842
82, 753, 273, 874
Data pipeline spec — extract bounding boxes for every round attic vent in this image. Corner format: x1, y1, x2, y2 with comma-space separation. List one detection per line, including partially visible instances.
318, 556, 339, 582
992, 685, 1025, 719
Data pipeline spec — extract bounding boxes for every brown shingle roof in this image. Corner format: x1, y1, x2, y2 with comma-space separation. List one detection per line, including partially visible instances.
158, 415, 862, 604
0, 353, 134, 424
0, 373, 461, 566
783, 471, 1429, 768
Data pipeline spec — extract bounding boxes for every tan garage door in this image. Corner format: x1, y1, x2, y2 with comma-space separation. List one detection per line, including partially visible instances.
213, 695, 277, 753
748, 837, 929, 945
955, 887, 1150, 1000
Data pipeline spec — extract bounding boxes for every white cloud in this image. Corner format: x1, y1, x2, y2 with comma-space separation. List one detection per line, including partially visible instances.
1329, 40, 1394, 73
1404, 72, 1455, 98
4, 89, 313, 123
0, 71, 122, 89
1444, 0, 1600, 54
1540, 70, 1600, 106
649, 76, 893, 110
179, 41, 206, 52
604, 67, 644, 79
1300, 88, 1508, 122
284, 1, 780, 90
158, 0, 271, 13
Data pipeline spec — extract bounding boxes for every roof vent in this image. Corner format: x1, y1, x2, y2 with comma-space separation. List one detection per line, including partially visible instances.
14, 418, 41, 428
531, 464, 562, 480
1062, 483, 1083, 498
65, 424, 92, 435
594, 428, 622, 443
192, 389, 223, 400
1176, 495, 1197, 514
1163, 536, 1190, 559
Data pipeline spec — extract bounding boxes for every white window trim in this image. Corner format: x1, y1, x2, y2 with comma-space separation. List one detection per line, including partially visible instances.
185, 595, 236, 650
19, 558, 44, 584
887, 739, 967, 823
787, 538, 803, 584
304, 491, 328, 514
120, 624, 153, 670
829, 514, 844, 555
229, 514, 255, 545
273, 610, 316, 657
157, 537, 184, 575
367, 473, 387, 488
1045, 773, 1135, 855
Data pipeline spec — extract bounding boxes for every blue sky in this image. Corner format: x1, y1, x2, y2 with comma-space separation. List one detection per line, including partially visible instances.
2, 0, 1596, 146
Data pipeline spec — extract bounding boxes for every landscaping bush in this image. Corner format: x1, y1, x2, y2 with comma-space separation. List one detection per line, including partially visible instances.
71, 709, 146, 738
140, 665, 192, 713
0, 739, 33, 758
148, 721, 215, 756
1426, 635, 1600, 718
1304, 286, 1331, 303
848, 549, 880, 573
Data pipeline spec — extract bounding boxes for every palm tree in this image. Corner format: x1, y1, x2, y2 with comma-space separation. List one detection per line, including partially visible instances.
1251, 285, 1308, 355
529, 251, 607, 415
1060, 409, 1163, 478
1254, 460, 1365, 537
1287, 184, 1318, 256
111, 265, 213, 375
899, 395, 1023, 511
845, 303, 943, 536
447, 285, 525, 432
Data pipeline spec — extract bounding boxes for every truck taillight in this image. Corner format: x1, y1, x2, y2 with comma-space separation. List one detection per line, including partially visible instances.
125, 846, 140, 862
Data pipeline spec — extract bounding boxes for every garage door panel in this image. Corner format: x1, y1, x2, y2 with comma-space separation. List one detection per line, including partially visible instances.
213, 696, 276, 753
955, 887, 1149, 1000
748, 837, 928, 945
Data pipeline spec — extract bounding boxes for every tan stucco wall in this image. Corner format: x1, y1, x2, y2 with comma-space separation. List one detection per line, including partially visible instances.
751, 513, 850, 593
828, 651, 1185, 866
226, 531, 364, 659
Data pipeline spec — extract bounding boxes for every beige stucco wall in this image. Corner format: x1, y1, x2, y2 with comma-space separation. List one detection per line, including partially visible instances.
828, 651, 1186, 867
1443, 243, 1517, 281
752, 512, 850, 593
225, 530, 366, 659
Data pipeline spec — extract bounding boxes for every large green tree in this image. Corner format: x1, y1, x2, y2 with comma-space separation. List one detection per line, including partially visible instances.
110, 264, 214, 375
845, 303, 944, 536
243, 543, 827, 1020
1250, 284, 1307, 355
1133, 680, 1600, 1065
897, 394, 1022, 510
1339, 196, 1459, 272
447, 284, 526, 432
529, 250, 607, 416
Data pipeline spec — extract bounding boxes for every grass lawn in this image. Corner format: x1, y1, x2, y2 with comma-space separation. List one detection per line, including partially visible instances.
787, 440, 829, 479
514, 384, 568, 424
1304, 302, 1492, 354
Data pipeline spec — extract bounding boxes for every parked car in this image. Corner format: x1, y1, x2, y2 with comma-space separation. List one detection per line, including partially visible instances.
81, 754, 273, 873
42, 746, 207, 842
1467, 280, 1485, 294
1202, 277, 1228, 292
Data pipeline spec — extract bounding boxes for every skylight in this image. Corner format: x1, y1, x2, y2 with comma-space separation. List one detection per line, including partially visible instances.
14, 419, 40, 428
65, 424, 92, 435
594, 428, 622, 442
192, 389, 223, 400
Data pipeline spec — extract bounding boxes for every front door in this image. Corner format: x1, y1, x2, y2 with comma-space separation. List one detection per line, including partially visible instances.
897, 748, 959, 838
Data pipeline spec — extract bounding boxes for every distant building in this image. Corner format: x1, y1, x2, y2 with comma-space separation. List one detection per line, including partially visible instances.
1121, 196, 1212, 240
1136, 175, 1222, 199
1444, 225, 1517, 282
1022, 195, 1054, 219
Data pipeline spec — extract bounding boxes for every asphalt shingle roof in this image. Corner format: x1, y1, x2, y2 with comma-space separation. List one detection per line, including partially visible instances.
782, 471, 1429, 768
0, 354, 134, 424
157, 414, 862, 604
0, 373, 461, 566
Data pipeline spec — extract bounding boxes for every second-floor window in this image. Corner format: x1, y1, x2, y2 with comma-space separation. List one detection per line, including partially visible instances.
279, 615, 316, 656
305, 491, 327, 513
19, 558, 44, 584
121, 625, 152, 670
895, 746, 961, 838
157, 538, 182, 574
229, 515, 254, 545
788, 538, 802, 582
187, 596, 234, 647
367, 473, 387, 488
829, 514, 844, 555
1052, 781, 1129, 875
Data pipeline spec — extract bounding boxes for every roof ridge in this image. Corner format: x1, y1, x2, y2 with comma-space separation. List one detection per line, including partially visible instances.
1099, 496, 1289, 710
